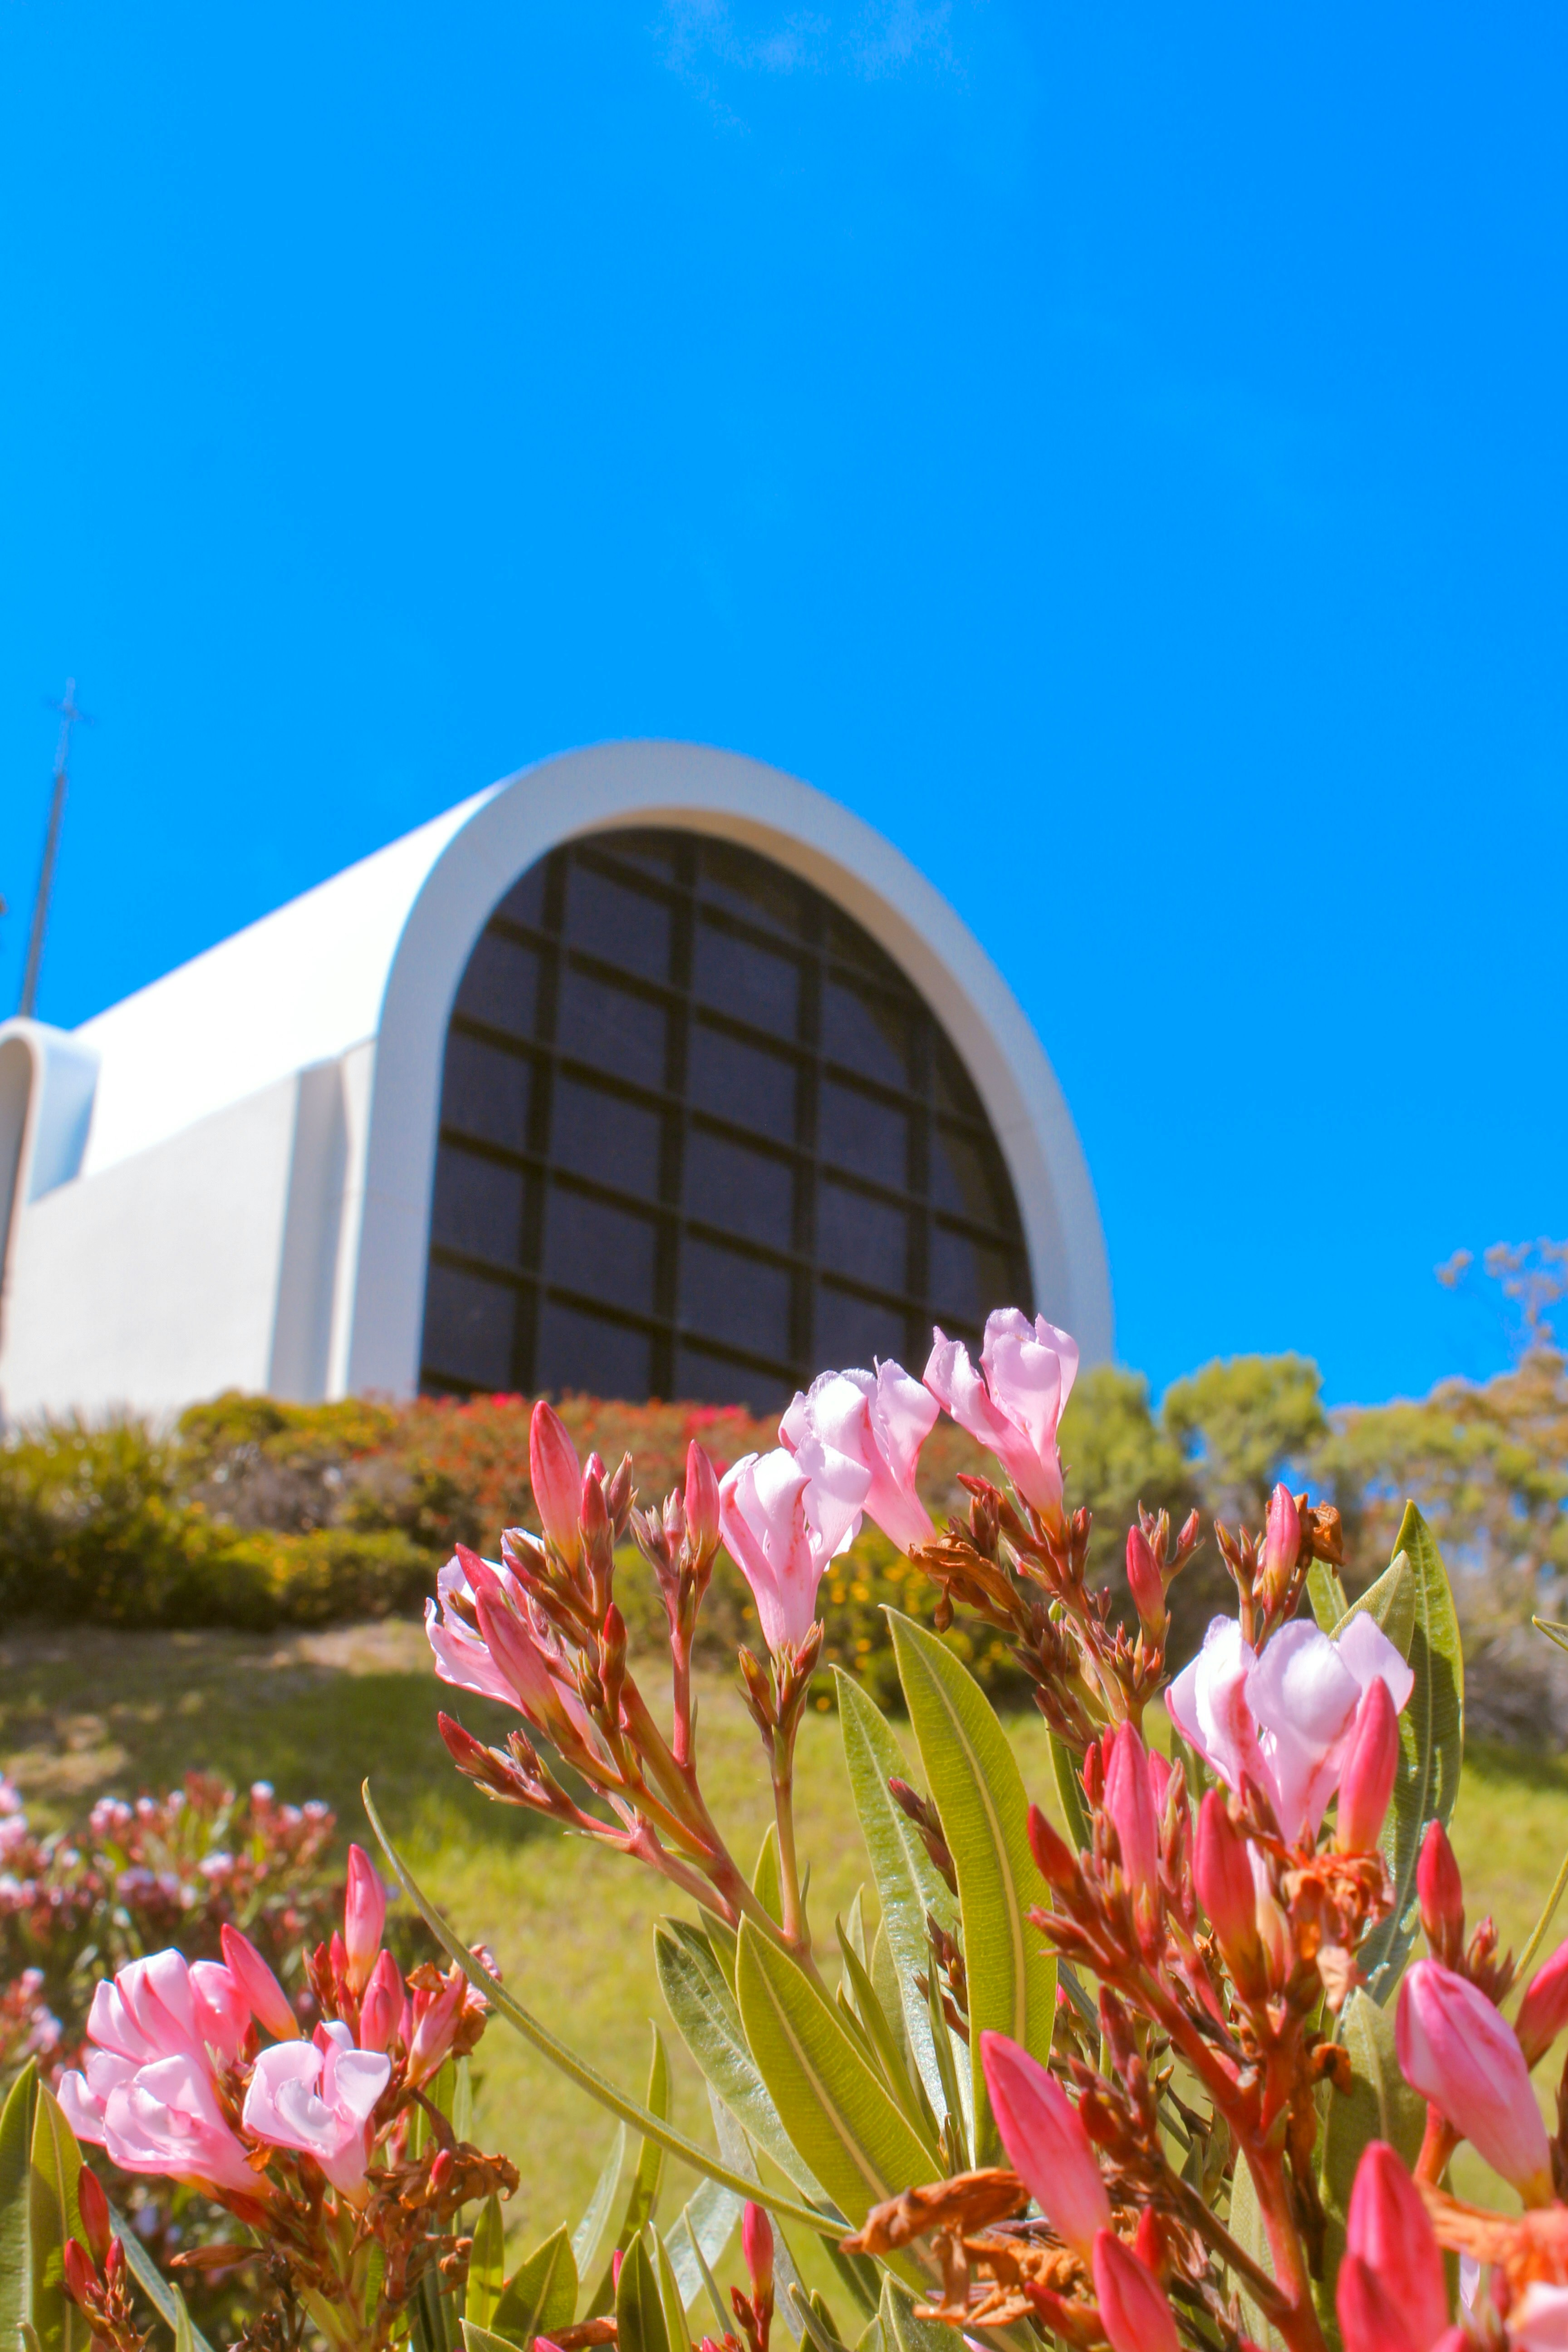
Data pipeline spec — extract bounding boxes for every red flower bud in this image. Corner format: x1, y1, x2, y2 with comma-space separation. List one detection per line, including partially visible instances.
530, 1400, 583, 1567
1124, 1526, 1165, 1641
1417, 1821, 1465, 1966
221, 1925, 300, 2041
343, 1844, 387, 1995
1336, 2255, 1424, 2352
1194, 1791, 1262, 1983
1336, 1676, 1400, 1853
1104, 1724, 1161, 1942
1263, 1484, 1301, 1594
742, 2201, 774, 2297
77, 2164, 113, 2266
1090, 2229, 1180, 2352
1343, 2142, 1447, 2352
1028, 1802, 1079, 1886
1516, 1932, 1568, 2071
62, 2239, 97, 2308
686, 1441, 721, 1562
360, 1948, 405, 2053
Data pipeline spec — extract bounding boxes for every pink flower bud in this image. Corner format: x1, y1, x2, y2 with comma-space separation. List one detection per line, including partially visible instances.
77, 2164, 113, 2266
1336, 1676, 1400, 1853
62, 2238, 97, 2307
1263, 1484, 1301, 1593
359, 1950, 404, 2054
343, 1846, 386, 1995
1396, 1959, 1553, 2202
686, 1441, 721, 1561
530, 1400, 583, 1567
1417, 1820, 1465, 1966
742, 2202, 774, 2297
1104, 1724, 1160, 1940
407, 1965, 466, 2085
1336, 2254, 1427, 2352
1028, 1802, 1080, 1885
1124, 1527, 1165, 1641
1194, 1791, 1262, 1984
1090, 2230, 1180, 2352
1516, 1933, 1568, 2071
980, 2031, 1111, 2259
220, 1926, 299, 2041
1344, 2142, 1448, 2352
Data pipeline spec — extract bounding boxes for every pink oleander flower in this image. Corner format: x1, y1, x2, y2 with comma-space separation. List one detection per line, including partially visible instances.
83, 1950, 250, 2075
359, 1949, 404, 2054
1103, 1723, 1161, 1943
1193, 1789, 1263, 1985
407, 1964, 468, 2084
1396, 1959, 1553, 2203
425, 1547, 599, 1754
1343, 2142, 1450, 2352
220, 1925, 299, 2041
67, 2049, 261, 2202
530, 1398, 583, 1568
780, 1361, 939, 1556
718, 1441, 868, 1652
1091, 2229, 1180, 2352
1336, 1673, 1402, 1853
1514, 2285, 1568, 2347
979, 2030, 1111, 2259
1166, 1610, 1414, 1842
924, 1308, 1078, 1523
343, 1843, 386, 1994
243, 2022, 391, 2196
1517, 1933, 1568, 2071
1124, 1525, 1166, 1641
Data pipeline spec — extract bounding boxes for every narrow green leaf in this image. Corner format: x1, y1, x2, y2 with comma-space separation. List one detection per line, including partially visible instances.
171, 2287, 196, 2352
699, 2085, 811, 2341
754, 1823, 784, 1926
571, 2124, 626, 2300
652, 2230, 688, 2352
923, 1952, 969, 2171
29, 2080, 85, 2352
464, 2325, 530, 2352
1316, 1989, 1426, 2332
1355, 1506, 1465, 2003
735, 1918, 936, 2272
0, 2062, 38, 2352
491, 2226, 578, 2348
363, 1784, 826, 2236
360, 2242, 387, 2332
834, 1671, 956, 2122
107, 2205, 220, 2352
655, 1920, 824, 2199
616, 2232, 671, 2352
1047, 1732, 1092, 1857
877, 2274, 957, 2352
833, 1920, 941, 2159
663, 2171, 743, 2315
868, 1926, 907, 2078
887, 1613, 1055, 2161
1332, 1550, 1416, 1660
465, 2197, 507, 2330
451, 2055, 474, 2145
588, 2027, 669, 2317
1308, 1561, 1350, 1632
790, 2285, 851, 2352
1228, 2158, 1282, 2352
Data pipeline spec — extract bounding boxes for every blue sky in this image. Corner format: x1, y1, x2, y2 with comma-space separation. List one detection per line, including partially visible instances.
1, 1, 1563, 1405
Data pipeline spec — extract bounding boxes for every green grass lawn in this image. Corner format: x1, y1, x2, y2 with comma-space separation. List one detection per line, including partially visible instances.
4, 1617, 1566, 2275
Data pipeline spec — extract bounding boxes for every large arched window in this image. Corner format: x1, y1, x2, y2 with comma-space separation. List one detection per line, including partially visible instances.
418, 828, 1032, 1413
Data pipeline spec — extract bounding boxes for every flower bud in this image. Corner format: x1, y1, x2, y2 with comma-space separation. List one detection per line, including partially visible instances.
530, 1400, 583, 1568
1344, 2142, 1448, 2352
1028, 1802, 1079, 1886
1336, 2254, 1425, 2352
1104, 1724, 1161, 1941
604, 1451, 634, 1534
1263, 1483, 1301, 1596
62, 2238, 97, 2308
686, 1441, 721, 1563
220, 1925, 299, 2041
1337, 1676, 1400, 1853
742, 2201, 774, 2298
408, 1965, 467, 2084
1124, 1526, 1166, 1642
1194, 1791, 1263, 1985
980, 2031, 1111, 2259
1396, 1959, 1553, 2203
1515, 1932, 1568, 2071
359, 1949, 405, 2054
343, 1844, 387, 1994
1417, 1821, 1465, 1966
1090, 2229, 1180, 2352
77, 2164, 113, 2266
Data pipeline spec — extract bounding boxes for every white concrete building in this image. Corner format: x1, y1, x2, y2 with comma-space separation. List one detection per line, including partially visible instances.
0, 742, 1112, 1424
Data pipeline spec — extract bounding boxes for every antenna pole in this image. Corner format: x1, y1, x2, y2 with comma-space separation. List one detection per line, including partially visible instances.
18, 680, 86, 1020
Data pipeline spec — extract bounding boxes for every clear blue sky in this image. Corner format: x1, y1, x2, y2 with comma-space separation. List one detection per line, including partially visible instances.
1, 2, 1563, 1406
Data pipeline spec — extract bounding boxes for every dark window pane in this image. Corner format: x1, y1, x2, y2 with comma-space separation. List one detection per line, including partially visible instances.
599, 830, 677, 878
818, 1080, 907, 1187
556, 966, 667, 1088
817, 1180, 906, 1291
441, 1034, 532, 1154
493, 863, 548, 931
929, 1124, 1007, 1224
550, 1077, 664, 1196
543, 1187, 658, 1311
814, 1284, 906, 1369
692, 921, 801, 1039
680, 1238, 792, 1359
934, 1038, 984, 1121
698, 843, 805, 940
456, 934, 539, 1038
930, 1225, 1014, 1326
674, 1346, 791, 1416
422, 1264, 517, 1390
824, 910, 902, 984
565, 865, 672, 984
822, 979, 909, 1089
430, 1148, 524, 1267
537, 1302, 651, 1398
688, 1026, 797, 1142
685, 1130, 794, 1250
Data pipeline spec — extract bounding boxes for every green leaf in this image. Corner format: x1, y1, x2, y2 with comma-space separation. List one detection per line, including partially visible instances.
464, 2325, 531, 2352
663, 2171, 743, 2315
1308, 1561, 1350, 1632
655, 1920, 824, 2199
451, 2055, 474, 2145
363, 1784, 827, 2237
1333, 1550, 1416, 1660
587, 2028, 669, 2317
833, 1919, 942, 2156
491, 2226, 578, 2348
887, 1613, 1055, 2161
877, 2274, 956, 2352
1356, 1506, 1465, 2003
29, 2080, 85, 2352
0, 2062, 37, 2352
834, 1671, 958, 2122
107, 2205, 220, 2352
465, 2197, 507, 2330
171, 2287, 196, 2352
1048, 1731, 1092, 1857
652, 2230, 689, 2352
571, 2124, 626, 2299
754, 1823, 784, 1926
1228, 2157, 1282, 2352
616, 2232, 670, 2352
1317, 1989, 1426, 2330
735, 1917, 936, 2268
